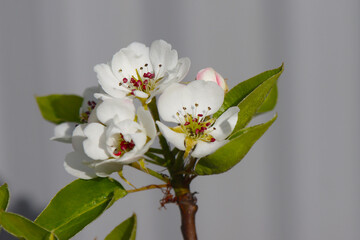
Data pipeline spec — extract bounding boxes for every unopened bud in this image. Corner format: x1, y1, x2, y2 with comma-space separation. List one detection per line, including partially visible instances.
196, 67, 228, 92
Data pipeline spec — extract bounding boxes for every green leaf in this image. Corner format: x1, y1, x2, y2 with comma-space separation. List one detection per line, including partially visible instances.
35, 178, 127, 240
35, 94, 83, 124
0, 211, 57, 240
0, 183, 9, 211
105, 213, 137, 240
256, 84, 278, 114
195, 114, 277, 175
233, 68, 281, 132
214, 64, 283, 118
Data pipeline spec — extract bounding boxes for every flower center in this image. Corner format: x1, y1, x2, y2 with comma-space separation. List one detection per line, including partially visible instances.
118, 63, 164, 97
80, 100, 97, 123
173, 104, 216, 143
113, 133, 135, 157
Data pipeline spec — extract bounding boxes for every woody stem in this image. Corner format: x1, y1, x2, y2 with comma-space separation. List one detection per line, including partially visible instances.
127, 184, 168, 193
172, 177, 198, 240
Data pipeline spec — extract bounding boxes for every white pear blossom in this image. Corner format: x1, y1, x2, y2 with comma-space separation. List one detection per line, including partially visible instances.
196, 67, 228, 92
64, 98, 156, 179
51, 86, 101, 143
94, 40, 190, 104
156, 80, 239, 159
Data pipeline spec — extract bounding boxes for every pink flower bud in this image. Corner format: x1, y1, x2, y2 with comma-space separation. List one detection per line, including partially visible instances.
196, 67, 228, 92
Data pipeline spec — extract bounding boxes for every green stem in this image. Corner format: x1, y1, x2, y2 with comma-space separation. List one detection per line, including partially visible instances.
130, 162, 169, 183
149, 148, 164, 154
145, 152, 166, 165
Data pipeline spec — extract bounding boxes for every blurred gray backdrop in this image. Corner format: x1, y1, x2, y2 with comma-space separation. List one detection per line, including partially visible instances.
0, 0, 359, 239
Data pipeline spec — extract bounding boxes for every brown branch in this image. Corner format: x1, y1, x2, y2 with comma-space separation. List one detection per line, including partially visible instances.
127, 184, 168, 193
177, 192, 198, 240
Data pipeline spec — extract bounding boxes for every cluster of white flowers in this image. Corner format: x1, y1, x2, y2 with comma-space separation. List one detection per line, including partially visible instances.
53, 40, 239, 179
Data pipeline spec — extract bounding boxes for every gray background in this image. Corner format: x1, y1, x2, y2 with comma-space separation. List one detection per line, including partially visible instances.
0, 0, 359, 239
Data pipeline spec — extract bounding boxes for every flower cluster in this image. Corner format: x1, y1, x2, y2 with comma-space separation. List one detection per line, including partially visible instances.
53, 40, 239, 179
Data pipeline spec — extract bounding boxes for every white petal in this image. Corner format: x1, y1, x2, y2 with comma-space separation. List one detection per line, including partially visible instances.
157, 83, 191, 123
64, 151, 97, 179
136, 136, 156, 156
185, 80, 224, 116
150, 40, 178, 78
130, 132, 147, 149
212, 106, 240, 140
146, 57, 191, 105
127, 42, 149, 53
137, 107, 156, 138
116, 150, 141, 164
166, 57, 191, 84
94, 93, 110, 100
80, 86, 101, 112
83, 123, 109, 160
191, 140, 228, 158
72, 124, 87, 152
95, 98, 135, 125
93, 160, 125, 177
157, 80, 224, 123
156, 121, 186, 150
111, 42, 151, 80
51, 122, 76, 143
94, 63, 129, 98
112, 119, 141, 135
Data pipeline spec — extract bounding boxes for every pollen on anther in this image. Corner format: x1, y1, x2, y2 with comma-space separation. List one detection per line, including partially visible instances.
159, 64, 162, 67
118, 69, 122, 72
145, 63, 148, 67
140, 67, 143, 70
208, 107, 211, 110
195, 103, 199, 107
183, 107, 187, 110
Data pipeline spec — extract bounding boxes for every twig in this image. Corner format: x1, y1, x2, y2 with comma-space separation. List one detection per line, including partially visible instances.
130, 162, 170, 183
127, 184, 168, 193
